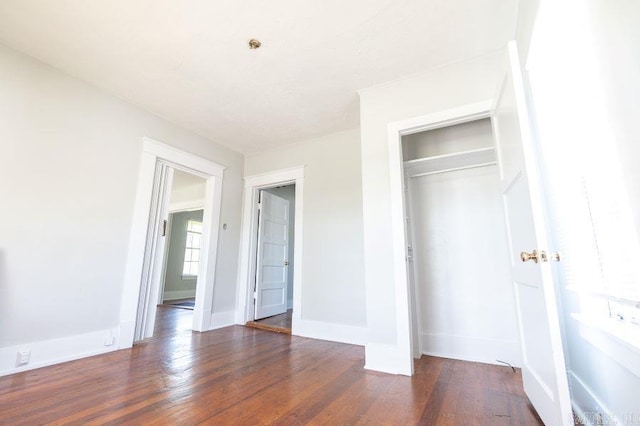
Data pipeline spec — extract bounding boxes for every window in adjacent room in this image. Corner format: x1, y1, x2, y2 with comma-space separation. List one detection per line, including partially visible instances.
182, 219, 203, 278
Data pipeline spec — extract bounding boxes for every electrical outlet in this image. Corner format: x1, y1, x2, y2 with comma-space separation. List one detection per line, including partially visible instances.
16, 349, 30, 366
103, 333, 114, 347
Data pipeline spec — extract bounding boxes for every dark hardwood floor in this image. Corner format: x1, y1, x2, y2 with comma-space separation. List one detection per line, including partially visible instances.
0, 307, 542, 425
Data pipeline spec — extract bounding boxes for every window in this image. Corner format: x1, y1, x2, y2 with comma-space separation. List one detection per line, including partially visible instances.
182, 219, 203, 277
579, 173, 640, 326
527, 1, 640, 351
534, 102, 640, 345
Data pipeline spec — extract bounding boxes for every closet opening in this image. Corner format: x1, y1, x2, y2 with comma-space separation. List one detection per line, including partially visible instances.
402, 118, 522, 367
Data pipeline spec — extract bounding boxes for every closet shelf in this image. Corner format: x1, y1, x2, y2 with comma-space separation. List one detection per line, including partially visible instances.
404, 147, 496, 178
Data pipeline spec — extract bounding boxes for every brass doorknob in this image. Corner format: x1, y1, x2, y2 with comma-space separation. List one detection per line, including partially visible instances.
521, 249, 540, 263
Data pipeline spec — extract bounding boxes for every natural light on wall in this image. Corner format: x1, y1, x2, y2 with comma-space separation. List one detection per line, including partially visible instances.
526, 0, 640, 345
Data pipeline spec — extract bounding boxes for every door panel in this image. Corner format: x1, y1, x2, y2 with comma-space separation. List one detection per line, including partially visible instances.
254, 191, 290, 320
493, 41, 572, 425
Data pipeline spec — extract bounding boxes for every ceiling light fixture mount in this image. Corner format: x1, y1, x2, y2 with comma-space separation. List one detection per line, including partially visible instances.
248, 39, 261, 49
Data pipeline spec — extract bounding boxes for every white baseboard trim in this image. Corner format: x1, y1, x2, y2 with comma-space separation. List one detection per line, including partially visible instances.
0, 327, 121, 377
364, 342, 413, 376
568, 370, 619, 426
119, 320, 135, 348
163, 290, 196, 301
419, 332, 522, 367
208, 310, 236, 330
292, 318, 367, 346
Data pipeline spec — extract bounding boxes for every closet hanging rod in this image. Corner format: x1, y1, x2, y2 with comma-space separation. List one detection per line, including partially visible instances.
409, 161, 496, 179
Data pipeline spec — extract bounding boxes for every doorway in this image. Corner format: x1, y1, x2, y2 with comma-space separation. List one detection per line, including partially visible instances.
119, 137, 225, 347
245, 185, 295, 334
401, 119, 521, 366
236, 166, 304, 335
386, 46, 572, 421
159, 207, 202, 311
158, 169, 207, 315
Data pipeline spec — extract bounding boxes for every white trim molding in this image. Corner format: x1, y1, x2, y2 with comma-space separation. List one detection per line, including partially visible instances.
383, 100, 494, 376
142, 138, 224, 178
365, 343, 412, 375
569, 371, 619, 426
162, 290, 197, 301
0, 327, 120, 377
419, 332, 521, 367
293, 319, 367, 346
119, 137, 226, 348
209, 310, 236, 330
235, 166, 305, 328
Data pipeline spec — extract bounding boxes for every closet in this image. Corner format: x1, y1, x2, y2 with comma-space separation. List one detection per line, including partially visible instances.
403, 118, 522, 366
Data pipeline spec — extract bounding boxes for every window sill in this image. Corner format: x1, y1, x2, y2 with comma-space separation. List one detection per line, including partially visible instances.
572, 313, 640, 377
181, 275, 198, 281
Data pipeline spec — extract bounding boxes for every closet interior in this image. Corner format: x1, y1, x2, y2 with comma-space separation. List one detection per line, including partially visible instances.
403, 118, 522, 366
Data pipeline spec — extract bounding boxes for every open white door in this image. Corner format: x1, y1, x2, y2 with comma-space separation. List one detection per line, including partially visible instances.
493, 42, 572, 425
254, 190, 289, 320
135, 162, 174, 341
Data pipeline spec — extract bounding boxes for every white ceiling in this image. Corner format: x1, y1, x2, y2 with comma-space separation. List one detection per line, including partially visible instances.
0, 0, 517, 154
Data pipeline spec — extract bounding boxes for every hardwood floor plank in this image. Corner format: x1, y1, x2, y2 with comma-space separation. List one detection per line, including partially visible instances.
246, 309, 293, 334
0, 307, 543, 425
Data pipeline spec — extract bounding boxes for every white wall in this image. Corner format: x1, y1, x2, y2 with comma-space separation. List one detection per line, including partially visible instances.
264, 185, 295, 309
358, 52, 505, 364
169, 169, 206, 212
586, 0, 640, 246
0, 43, 243, 374
515, 0, 540, 65
244, 128, 367, 328
410, 166, 520, 365
403, 118, 494, 160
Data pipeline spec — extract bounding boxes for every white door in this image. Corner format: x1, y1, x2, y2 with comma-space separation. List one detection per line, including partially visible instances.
492, 42, 572, 425
254, 191, 290, 320
135, 163, 173, 341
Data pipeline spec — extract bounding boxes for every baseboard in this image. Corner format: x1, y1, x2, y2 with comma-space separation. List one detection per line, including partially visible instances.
0, 327, 121, 377
569, 370, 619, 426
163, 290, 196, 301
364, 342, 413, 375
292, 318, 367, 346
119, 320, 135, 348
209, 310, 235, 330
420, 332, 522, 367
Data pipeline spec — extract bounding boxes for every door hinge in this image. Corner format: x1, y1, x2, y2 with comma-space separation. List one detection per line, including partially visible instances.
257, 202, 262, 210
253, 291, 257, 299
162, 219, 167, 237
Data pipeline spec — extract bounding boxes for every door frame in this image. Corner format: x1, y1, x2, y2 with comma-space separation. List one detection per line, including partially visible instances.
235, 166, 304, 328
119, 137, 225, 346
387, 100, 494, 375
